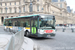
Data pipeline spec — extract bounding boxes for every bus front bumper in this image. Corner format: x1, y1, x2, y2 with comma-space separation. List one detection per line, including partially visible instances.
37, 33, 56, 37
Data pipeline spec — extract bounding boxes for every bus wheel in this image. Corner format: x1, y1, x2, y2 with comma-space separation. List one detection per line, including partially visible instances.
24, 31, 29, 37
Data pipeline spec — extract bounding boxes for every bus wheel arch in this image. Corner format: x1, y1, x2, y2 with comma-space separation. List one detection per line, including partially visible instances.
24, 30, 30, 37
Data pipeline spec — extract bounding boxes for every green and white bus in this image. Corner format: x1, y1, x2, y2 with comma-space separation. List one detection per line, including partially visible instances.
4, 14, 56, 37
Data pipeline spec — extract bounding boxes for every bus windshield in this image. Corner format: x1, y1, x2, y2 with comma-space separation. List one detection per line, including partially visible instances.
39, 18, 55, 28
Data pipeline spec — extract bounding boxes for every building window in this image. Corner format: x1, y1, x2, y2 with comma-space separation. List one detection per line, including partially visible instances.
10, 2, 11, 5
1, 17, 4, 23
23, 6, 25, 12
5, 7, 8, 13
19, 7, 21, 13
37, 5, 39, 11
10, 8, 12, 13
60, 13, 62, 15
60, 4, 62, 8
30, 0, 32, 2
56, 4, 58, 7
23, 0, 25, 2
5, 9, 7, 13
60, 0, 64, 2
0, 3, 2, 6
0, 0, 2, 1
29, 3, 33, 12
11, 16, 13, 17
5, 3, 7, 6
53, 11, 54, 13
15, 2, 16, 5
51, 0, 58, 2
19, 2, 21, 5
1, 9, 2, 13
14, 8, 16, 13
37, 0, 39, 1
7, 16, 8, 18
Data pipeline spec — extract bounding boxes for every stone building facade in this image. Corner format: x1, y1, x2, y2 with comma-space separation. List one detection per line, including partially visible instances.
0, 0, 75, 25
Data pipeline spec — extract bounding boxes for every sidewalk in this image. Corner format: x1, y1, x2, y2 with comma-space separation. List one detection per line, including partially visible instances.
0, 34, 12, 50
0, 26, 35, 50
0, 34, 34, 50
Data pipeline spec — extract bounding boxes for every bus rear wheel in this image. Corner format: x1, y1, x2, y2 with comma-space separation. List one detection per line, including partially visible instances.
24, 31, 29, 37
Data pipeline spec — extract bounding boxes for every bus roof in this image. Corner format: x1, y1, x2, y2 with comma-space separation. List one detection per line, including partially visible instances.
5, 14, 39, 19
5, 14, 54, 20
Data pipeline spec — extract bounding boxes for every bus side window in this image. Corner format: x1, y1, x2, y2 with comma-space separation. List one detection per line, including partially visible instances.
8, 23, 12, 26
15, 22, 17, 26
8, 20, 12, 26
23, 22, 27, 27
5, 21, 8, 26
4, 21, 6, 26
35, 21, 37, 27
31, 20, 37, 27
15, 21, 20, 26
17, 21, 20, 26
24, 20, 30, 27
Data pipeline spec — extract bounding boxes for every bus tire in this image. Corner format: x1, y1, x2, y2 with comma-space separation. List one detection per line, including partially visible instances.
9, 28, 11, 32
24, 31, 30, 37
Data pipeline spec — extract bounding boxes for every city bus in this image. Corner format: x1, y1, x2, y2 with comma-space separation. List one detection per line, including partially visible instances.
4, 14, 56, 37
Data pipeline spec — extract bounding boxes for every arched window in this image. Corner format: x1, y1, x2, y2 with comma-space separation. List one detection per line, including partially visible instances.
1, 17, 4, 23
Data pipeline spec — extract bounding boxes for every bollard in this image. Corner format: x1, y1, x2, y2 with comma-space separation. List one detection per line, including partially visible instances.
55, 29, 57, 32
62, 28, 65, 32
71, 28, 74, 32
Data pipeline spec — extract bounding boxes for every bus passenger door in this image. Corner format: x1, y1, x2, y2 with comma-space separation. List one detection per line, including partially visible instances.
31, 19, 37, 34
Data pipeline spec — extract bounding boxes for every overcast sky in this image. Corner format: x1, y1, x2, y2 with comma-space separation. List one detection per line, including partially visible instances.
66, 0, 75, 12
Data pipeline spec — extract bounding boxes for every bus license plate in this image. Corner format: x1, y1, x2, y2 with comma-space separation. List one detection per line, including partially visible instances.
47, 35, 51, 37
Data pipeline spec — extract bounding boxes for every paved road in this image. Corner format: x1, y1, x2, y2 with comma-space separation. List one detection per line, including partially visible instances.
0, 26, 75, 50
31, 29, 75, 50
0, 26, 13, 35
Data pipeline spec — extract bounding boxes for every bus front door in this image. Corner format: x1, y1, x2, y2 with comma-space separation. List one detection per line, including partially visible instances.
31, 19, 37, 35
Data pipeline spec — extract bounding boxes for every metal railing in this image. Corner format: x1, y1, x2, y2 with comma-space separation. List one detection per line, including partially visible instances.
5, 29, 24, 50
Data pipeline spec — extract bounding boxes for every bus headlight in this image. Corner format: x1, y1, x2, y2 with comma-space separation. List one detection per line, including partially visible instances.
52, 30, 55, 33
38, 29, 44, 34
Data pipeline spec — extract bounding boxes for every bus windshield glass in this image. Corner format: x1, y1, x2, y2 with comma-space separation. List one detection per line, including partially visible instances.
39, 18, 55, 28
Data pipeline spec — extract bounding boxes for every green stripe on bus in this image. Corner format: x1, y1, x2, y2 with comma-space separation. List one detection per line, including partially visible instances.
32, 27, 36, 34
